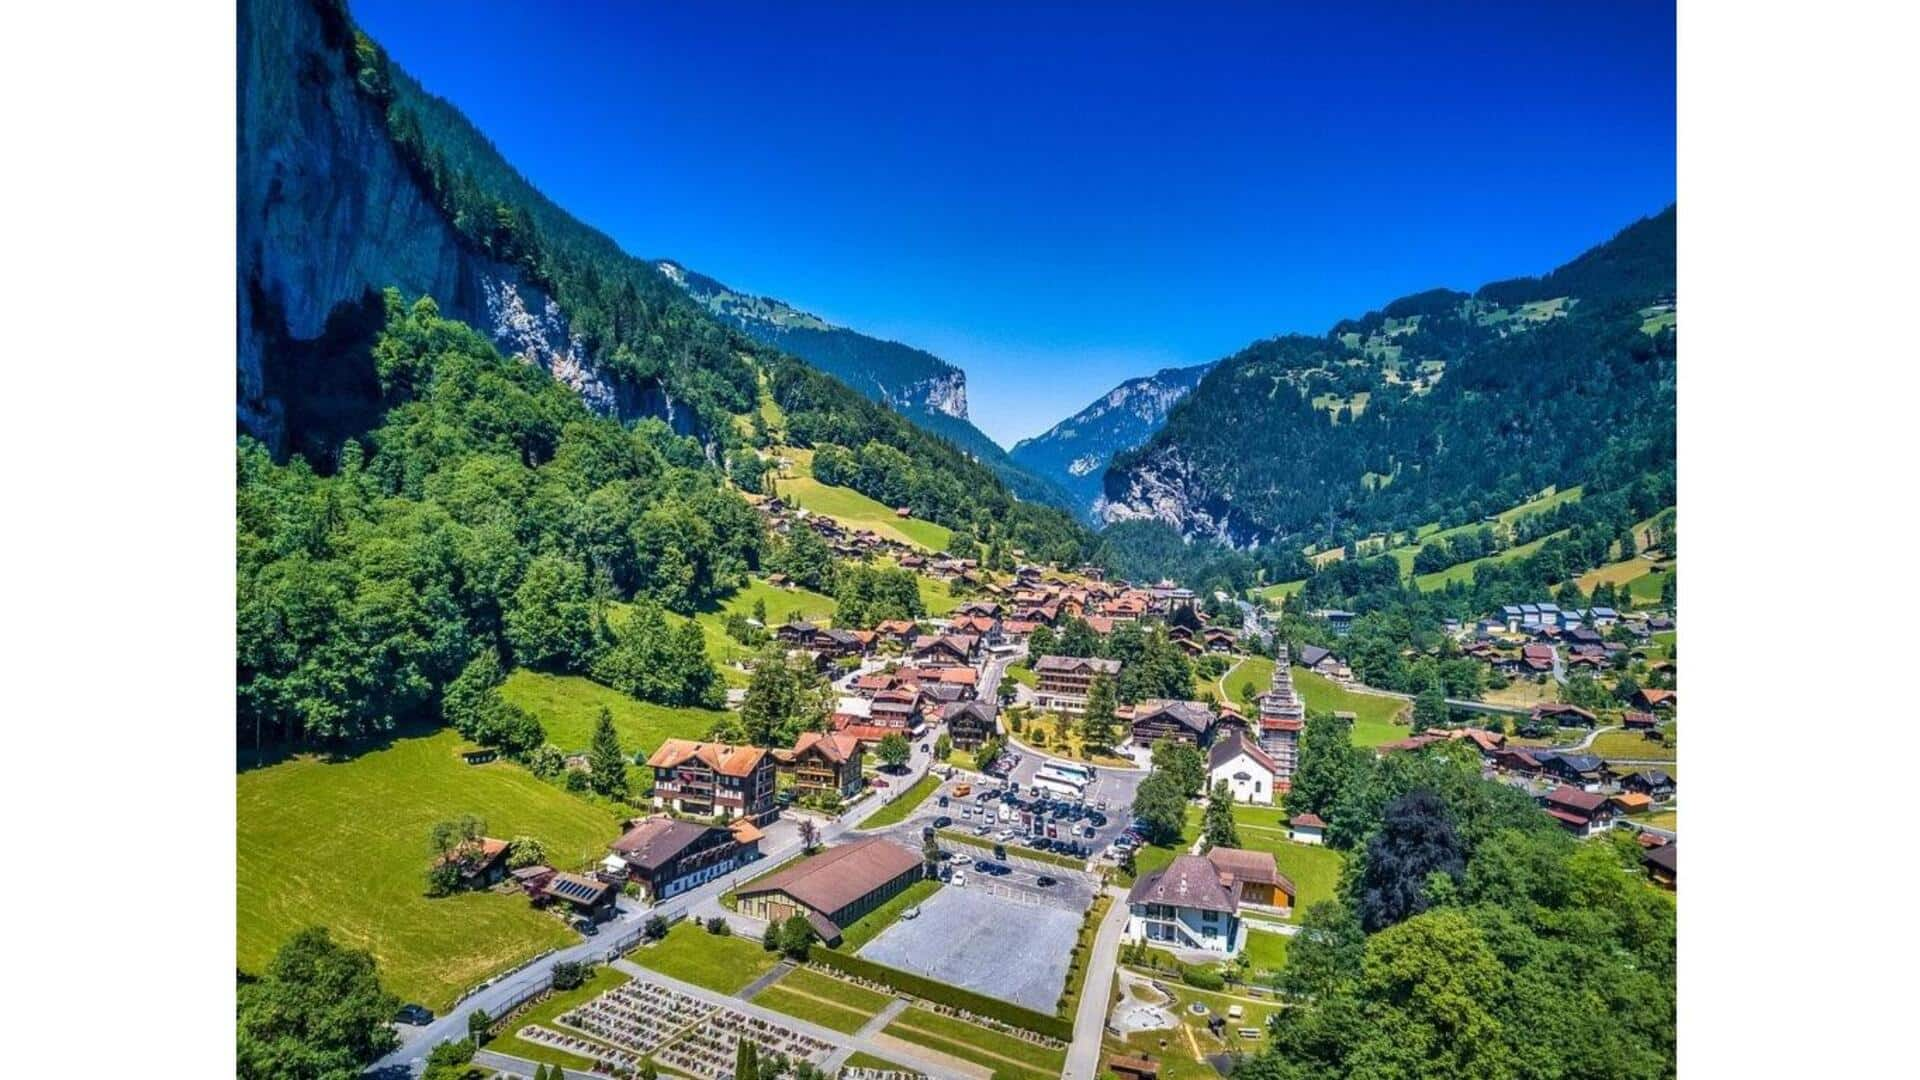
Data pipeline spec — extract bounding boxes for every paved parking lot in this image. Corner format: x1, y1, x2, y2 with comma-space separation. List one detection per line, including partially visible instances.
857, 884, 1084, 1012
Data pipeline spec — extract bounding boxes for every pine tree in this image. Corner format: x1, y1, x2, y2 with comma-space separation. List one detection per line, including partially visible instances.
588, 707, 628, 798
1203, 780, 1240, 849
1080, 674, 1118, 755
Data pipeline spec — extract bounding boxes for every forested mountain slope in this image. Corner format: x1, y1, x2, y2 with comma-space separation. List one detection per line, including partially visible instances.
238, 0, 1089, 557
1009, 360, 1217, 517
1101, 208, 1676, 548
657, 260, 1079, 511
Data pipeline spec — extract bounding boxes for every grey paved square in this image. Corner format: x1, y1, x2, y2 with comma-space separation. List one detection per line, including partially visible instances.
856, 884, 1083, 1011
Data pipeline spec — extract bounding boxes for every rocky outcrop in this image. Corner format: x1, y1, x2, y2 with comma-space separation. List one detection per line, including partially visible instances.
1009, 361, 1216, 518
1094, 447, 1260, 548
898, 369, 968, 420
237, 0, 656, 456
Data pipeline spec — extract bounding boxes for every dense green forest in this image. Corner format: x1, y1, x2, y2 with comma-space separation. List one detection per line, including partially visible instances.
238, 294, 756, 747
1238, 731, 1675, 1079
1106, 208, 1676, 549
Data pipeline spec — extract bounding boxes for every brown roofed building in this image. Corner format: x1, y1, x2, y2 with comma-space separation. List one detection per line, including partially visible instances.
1643, 841, 1677, 889
1131, 699, 1218, 748
733, 837, 925, 945
1033, 655, 1122, 714
1540, 786, 1615, 837
604, 816, 765, 903
437, 836, 511, 889
1204, 846, 1295, 912
646, 740, 777, 820
774, 731, 865, 801
943, 700, 998, 750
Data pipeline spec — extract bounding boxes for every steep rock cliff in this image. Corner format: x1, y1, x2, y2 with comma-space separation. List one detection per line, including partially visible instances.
237, 0, 655, 459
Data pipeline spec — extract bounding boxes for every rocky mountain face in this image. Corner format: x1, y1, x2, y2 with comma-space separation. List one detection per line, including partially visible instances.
237, 0, 675, 461
1099, 208, 1678, 547
1008, 361, 1216, 519
657, 261, 968, 420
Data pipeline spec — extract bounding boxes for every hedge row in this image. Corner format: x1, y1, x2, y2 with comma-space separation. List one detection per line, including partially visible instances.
809, 948, 1074, 1042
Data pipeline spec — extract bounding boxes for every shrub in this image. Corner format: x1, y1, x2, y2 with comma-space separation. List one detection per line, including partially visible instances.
705, 916, 732, 936
551, 961, 589, 991
1181, 964, 1226, 991
424, 860, 462, 898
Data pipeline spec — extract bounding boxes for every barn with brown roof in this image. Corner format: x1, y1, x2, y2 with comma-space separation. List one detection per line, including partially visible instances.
733, 837, 925, 945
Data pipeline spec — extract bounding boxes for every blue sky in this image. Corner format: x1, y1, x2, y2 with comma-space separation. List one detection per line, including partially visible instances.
354, 1, 1675, 446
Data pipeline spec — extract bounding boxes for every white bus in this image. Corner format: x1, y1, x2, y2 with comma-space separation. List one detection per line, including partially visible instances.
1046, 760, 1095, 784
1034, 765, 1090, 797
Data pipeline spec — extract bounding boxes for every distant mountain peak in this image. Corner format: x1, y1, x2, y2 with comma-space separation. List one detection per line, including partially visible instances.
1007, 360, 1218, 519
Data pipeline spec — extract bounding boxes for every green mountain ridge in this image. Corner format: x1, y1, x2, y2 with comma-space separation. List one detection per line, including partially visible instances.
655, 259, 1082, 513
1101, 207, 1677, 550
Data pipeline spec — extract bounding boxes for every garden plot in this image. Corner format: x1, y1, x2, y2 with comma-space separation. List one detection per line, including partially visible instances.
856, 884, 1083, 1012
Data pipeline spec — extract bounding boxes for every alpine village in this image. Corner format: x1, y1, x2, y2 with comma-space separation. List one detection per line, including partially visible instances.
236, 3, 1679, 1079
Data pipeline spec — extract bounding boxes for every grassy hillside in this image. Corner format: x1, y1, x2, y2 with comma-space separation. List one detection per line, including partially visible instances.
1578, 555, 1676, 608
1384, 485, 1585, 575
775, 447, 955, 550
1412, 530, 1565, 590
499, 670, 722, 753
1294, 668, 1410, 746
1218, 659, 1407, 747
237, 728, 622, 1010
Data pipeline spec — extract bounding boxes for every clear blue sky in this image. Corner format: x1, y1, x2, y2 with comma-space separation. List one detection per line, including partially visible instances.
354, 1, 1675, 446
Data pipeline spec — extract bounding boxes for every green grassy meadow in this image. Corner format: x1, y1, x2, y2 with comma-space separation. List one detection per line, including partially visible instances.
1242, 928, 1292, 975
1293, 668, 1408, 746
237, 728, 623, 1010
778, 460, 954, 551
499, 670, 721, 755
627, 921, 781, 994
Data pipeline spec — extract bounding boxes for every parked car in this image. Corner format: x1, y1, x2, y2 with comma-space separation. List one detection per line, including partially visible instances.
933, 815, 953, 828
1036, 876, 1058, 888
573, 918, 599, 937
902, 906, 921, 920
938, 795, 949, 808
950, 852, 972, 865
952, 871, 967, 887
394, 1004, 434, 1026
